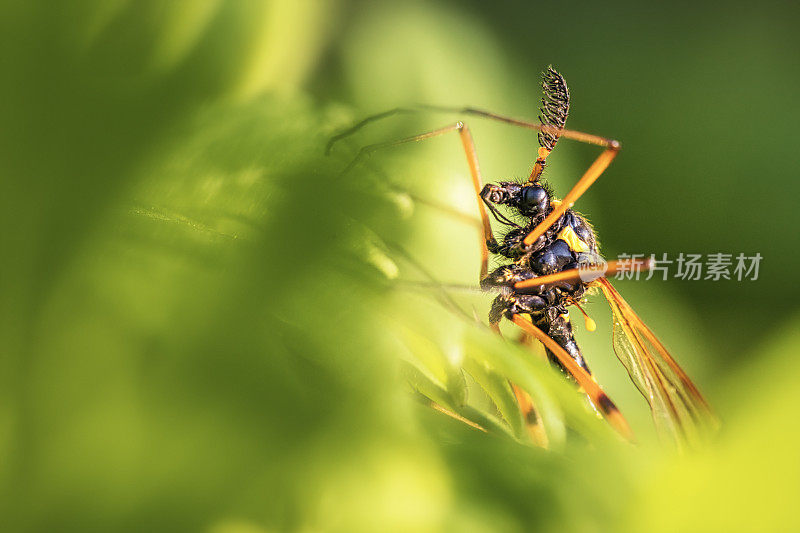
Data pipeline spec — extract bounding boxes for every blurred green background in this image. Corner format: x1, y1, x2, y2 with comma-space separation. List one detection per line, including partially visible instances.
1, 1, 799, 531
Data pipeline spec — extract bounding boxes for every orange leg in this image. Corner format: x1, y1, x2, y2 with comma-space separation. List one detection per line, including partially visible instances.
327, 105, 620, 251
512, 331, 550, 447
340, 122, 494, 279
513, 258, 654, 290
327, 105, 616, 153
522, 142, 619, 246
429, 402, 488, 432
492, 322, 548, 447
511, 382, 549, 448
511, 315, 634, 441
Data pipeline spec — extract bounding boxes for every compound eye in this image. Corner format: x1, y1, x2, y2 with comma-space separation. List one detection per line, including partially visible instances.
519, 186, 548, 214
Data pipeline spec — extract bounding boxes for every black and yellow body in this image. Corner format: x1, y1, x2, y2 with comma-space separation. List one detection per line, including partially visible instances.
482, 182, 600, 375
476, 66, 605, 378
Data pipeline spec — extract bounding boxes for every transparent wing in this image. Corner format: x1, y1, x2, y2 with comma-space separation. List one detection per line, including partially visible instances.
596, 278, 717, 446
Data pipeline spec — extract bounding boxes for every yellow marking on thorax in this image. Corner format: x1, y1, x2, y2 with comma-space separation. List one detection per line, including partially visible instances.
557, 225, 591, 253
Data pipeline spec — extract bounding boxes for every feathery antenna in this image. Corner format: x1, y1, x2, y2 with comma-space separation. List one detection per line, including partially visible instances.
538, 66, 570, 151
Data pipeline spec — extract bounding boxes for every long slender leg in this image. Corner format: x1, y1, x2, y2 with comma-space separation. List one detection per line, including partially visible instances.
490, 321, 548, 447
510, 314, 634, 441
394, 255, 652, 297
342, 122, 495, 279
326, 107, 417, 154
328, 105, 620, 252
327, 105, 616, 153
522, 142, 619, 246
513, 258, 654, 291
513, 331, 550, 447
422, 105, 615, 147
428, 402, 487, 432
511, 382, 549, 448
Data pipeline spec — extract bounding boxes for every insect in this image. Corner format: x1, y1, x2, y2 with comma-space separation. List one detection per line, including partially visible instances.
328, 66, 714, 445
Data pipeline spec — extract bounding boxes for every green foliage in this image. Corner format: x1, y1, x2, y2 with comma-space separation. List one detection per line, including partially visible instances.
1, 1, 799, 532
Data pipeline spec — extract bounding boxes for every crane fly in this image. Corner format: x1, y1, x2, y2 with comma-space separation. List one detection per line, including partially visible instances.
327, 66, 716, 446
